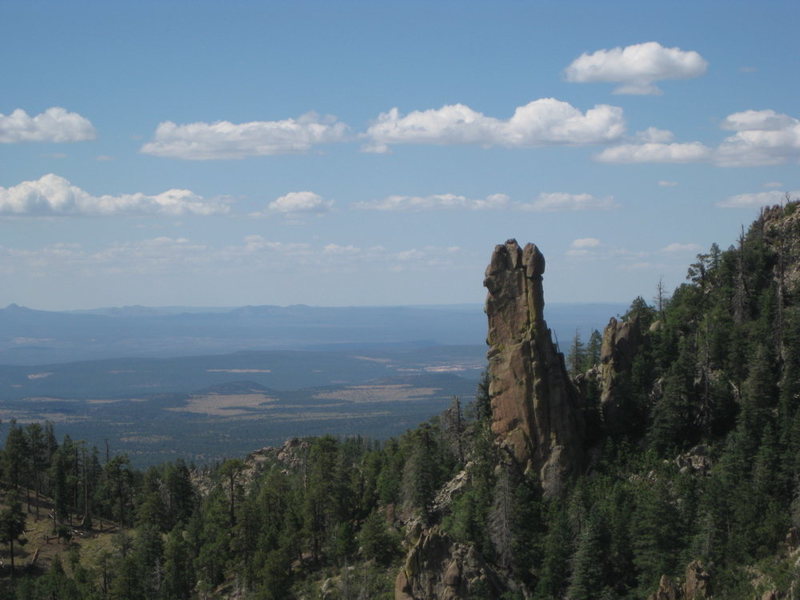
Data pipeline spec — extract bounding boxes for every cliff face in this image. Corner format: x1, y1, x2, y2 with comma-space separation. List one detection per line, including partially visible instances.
483, 240, 584, 495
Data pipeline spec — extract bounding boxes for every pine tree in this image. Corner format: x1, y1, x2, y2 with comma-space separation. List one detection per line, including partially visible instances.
0, 498, 26, 577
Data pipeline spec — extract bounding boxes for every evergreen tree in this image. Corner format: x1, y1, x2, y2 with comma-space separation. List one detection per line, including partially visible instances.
0, 497, 26, 577
566, 517, 604, 600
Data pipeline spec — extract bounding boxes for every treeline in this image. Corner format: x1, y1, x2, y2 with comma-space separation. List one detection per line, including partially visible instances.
0, 396, 476, 599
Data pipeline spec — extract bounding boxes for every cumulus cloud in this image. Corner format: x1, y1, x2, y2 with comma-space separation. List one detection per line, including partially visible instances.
140, 112, 348, 159
662, 242, 702, 253
0, 107, 96, 143
265, 191, 333, 216
353, 193, 510, 211
522, 192, 619, 212
362, 98, 625, 152
716, 190, 799, 209
0, 174, 229, 216
564, 41, 708, 95
715, 109, 800, 166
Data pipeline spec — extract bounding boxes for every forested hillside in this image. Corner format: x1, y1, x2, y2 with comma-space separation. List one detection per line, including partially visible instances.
2, 203, 800, 599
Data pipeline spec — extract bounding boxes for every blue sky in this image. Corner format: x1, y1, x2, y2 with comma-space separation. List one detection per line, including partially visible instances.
1, 0, 799, 310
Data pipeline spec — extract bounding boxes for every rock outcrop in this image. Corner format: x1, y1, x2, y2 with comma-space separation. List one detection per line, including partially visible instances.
484, 240, 584, 496
598, 315, 646, 433
395, 526, 504, 600
647, 561, 711, 600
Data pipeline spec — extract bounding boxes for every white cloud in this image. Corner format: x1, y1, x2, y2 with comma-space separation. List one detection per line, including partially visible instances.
716, 190, 799, 208
661, 242, 702, 253
0, 174, 229, 216
260, 191, 333, 217
571, 238, 601, 249
764, 181, 783, 188
658, 180, 679, 187
564, 41, 708, 95
720, 109, 795, 132
595, 141, 712, 163
522, 192, 619, 212
636, 127, 675, 143
140, 112, 348, 160
594, 109, 800, 166
566, 238, 603, 257
362, 98, 625, 152
0, 107, 96, 143
353, 193, 510, 211
715, 109, 800, 166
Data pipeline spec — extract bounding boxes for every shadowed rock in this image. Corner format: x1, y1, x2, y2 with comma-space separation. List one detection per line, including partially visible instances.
599, 315, 646, 433
484, 240, 584, 496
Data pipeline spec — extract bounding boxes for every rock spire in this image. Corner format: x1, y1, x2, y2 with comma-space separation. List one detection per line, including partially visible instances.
483, 240, 584, 495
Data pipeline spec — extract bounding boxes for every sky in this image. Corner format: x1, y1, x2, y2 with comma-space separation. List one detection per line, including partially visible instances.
1, 0, 799, 310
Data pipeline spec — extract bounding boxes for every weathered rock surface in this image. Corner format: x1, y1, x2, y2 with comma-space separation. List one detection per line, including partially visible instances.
484, 240, 584, 496
648, 575, 681, 600
599, 315, 646, 433
683, 560, 711, 599
675, 445, 712, 475
394, 526, 503, 600
647, 560, 710, 600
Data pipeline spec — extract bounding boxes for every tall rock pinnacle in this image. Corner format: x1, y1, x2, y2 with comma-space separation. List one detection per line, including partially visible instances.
483, 240, 584, 495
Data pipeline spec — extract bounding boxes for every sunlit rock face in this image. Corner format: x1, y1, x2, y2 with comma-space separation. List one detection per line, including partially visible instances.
483, 240, 584, 496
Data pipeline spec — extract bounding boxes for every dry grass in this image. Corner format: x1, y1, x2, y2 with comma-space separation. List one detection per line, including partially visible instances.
0, 494, 123, 577
313, 384, 438, 404
206, 368, 271, 373
167, 392, 278, 416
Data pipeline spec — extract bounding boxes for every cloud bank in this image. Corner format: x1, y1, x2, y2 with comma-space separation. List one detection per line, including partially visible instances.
565, 41, 708, 95
363, 98, 625, 152
140, 112, 348, 159
522, 192, 619, 212
717, 190, 799, 208
596, 110, 800, 166
353, 192, 615, 212
0, 174, 229, 216
353, 193, 510, 211
0, 107, 96, 143
0, 236, 464, 278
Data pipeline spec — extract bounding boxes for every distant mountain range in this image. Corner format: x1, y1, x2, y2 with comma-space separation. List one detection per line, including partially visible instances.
0, 302, 627, 365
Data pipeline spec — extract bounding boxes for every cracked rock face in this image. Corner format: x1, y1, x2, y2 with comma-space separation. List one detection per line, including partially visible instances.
483, 240, 584, 496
